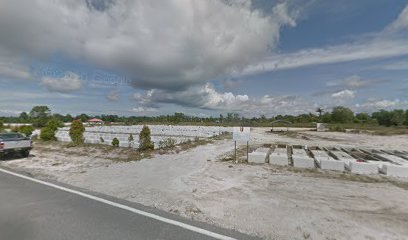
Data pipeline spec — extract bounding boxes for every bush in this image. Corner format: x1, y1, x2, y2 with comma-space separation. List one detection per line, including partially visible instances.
139, 125, 154, 151
112, 137, 119, 147
69, 120, 85, 145
331, 106, 354, 123
0, 120, 4, 132
329, 125, 346, 132
17, 125, 35, 137
40, 127, 56, 141
158, 138, 176, 149
47, 118, 64, 132
32, 117, 49, 128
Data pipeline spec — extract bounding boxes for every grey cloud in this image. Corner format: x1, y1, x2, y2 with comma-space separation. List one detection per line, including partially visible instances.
0, 0, 297, 90
132, 83, 316, 116
132, 83, 250, 110
0, 56, 31, 80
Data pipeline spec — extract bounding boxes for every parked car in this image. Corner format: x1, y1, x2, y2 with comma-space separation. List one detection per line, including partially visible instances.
0, 133, 32, 158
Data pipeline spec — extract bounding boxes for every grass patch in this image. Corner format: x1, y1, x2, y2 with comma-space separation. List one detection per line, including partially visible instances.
326, 124, 408, 135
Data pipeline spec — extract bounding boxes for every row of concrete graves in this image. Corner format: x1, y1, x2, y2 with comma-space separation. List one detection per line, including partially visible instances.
55, 125, 232, 148
248, 144, 408, 178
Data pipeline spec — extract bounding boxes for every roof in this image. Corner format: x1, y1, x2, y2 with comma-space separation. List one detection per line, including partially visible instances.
88, 118, 104, 122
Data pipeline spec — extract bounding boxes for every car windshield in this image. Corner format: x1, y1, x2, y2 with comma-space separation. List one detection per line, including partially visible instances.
0, 133, 24, 140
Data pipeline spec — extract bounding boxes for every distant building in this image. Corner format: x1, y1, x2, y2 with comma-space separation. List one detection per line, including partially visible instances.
87, 118, 104, 125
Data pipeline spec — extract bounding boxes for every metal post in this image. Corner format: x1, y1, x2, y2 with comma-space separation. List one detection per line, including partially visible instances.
235, 141, 237, 163
246, 141, 249, 162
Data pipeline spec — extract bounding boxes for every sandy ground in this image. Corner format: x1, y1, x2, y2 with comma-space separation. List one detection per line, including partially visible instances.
2, 129, 408, 240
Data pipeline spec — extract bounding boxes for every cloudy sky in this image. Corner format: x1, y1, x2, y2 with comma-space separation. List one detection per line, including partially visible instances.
1, 0, 408, 117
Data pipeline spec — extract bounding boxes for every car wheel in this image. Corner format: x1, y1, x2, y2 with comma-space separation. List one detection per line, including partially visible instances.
21, 150, 30, 158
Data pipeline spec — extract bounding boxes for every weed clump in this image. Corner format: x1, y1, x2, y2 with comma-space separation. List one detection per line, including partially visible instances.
112, 137, 119, 147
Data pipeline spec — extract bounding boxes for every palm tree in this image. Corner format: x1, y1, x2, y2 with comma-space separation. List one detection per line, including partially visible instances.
316, 107, 324, 118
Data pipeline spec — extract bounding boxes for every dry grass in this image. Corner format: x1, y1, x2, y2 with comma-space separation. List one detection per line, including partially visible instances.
33, 135, 219, 163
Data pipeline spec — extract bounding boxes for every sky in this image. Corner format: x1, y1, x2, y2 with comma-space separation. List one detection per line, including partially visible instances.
0, 0, 408, 117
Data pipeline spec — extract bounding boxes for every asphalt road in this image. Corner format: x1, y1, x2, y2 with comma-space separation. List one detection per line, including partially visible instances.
0, 168, 257, 240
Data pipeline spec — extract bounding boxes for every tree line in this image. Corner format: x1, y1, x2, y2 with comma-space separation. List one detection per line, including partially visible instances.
1, 105, 408, 129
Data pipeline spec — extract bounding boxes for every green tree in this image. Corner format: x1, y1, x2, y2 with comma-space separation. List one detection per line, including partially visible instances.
30, 106, 51, 128
47, 118, 64, 132
30, 106, 51, 118
390, 109, 405, 126
331, 106, 354, 123
19, 112, 30, 122
69, 120, 85, 144
355, 112, 370, 123
40, 127, 56, 141
139, 125, 154, 151
17, 125, 35, 137
372, 110, 392, 126
77, 114, 90, 123
405, 110, 408, 126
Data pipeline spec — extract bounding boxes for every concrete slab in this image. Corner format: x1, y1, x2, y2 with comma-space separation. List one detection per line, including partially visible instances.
270, 153, 289, 166
380, 162, 408, 178
248, 152, 267, 164
293, 156, 315, 169
350, 161, 379, 175
316, 157, 345, 171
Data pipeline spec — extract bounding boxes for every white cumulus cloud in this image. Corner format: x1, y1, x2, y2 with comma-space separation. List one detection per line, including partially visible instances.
41, 72, 82, 93
331, 89, 355, 100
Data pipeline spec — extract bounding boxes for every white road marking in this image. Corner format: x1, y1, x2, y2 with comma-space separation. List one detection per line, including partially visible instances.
0, 167, 238, 240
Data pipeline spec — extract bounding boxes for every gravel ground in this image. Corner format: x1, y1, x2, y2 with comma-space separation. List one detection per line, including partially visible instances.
1, 129, 408, 240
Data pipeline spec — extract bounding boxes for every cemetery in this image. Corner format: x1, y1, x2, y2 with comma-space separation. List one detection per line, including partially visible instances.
2, 126, 408, 239
56, 125, 232, 148
247, 143, 408, 177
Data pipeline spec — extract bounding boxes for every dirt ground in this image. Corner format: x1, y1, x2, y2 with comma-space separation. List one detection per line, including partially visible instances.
1, 128, 408, 240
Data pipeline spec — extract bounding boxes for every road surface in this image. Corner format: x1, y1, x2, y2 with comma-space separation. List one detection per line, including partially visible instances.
0, 168, 257, 240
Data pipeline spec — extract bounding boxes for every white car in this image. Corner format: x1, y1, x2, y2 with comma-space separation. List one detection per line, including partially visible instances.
0, 133, 32, 158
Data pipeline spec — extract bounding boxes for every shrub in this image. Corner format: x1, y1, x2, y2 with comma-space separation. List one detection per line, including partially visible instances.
158, 138, 176, 149
139, 125, 154, 151
112, 137, 119, 147
69, 120, 85, 145
329, 125, 346, 132
47, 118, 64, 132
40, 127, 56, 141
128, 134, 134, 148
17, 125, 35, 137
